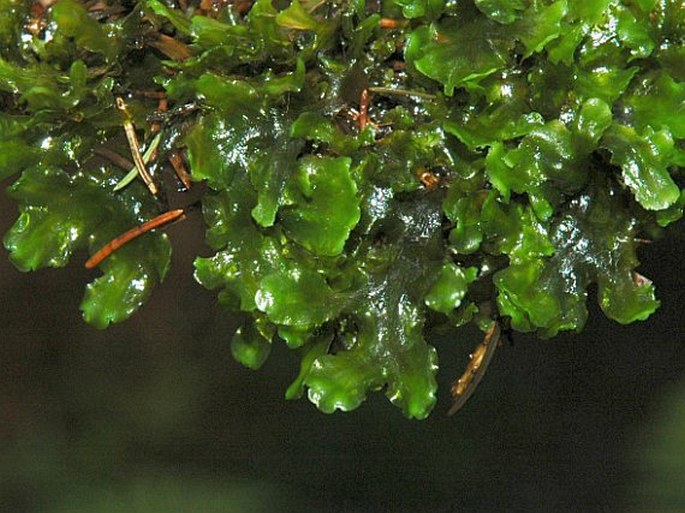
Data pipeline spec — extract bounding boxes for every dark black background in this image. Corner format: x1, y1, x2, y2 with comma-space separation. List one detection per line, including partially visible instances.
1, 182, 684, 513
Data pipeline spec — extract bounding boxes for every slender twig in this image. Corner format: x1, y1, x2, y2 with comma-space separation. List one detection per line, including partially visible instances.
116, 97, 159, 196
130, 90, 167, 100
85, 209, 186, 269
169, 151, 192, 190
94, 147, 134, 171
448, 322, 501, 415
368, 86, 437, 100
358, 88, 370, 131
114, 131, 162, 192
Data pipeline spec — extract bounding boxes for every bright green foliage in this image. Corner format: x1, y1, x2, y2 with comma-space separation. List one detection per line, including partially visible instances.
425, 263, 478, 315
280, 156, 360, 256
622, 71, 685, 139
405, 16, 512, 95
603, 124, 680, 211
231, 319, 273, 370
256, 266, 336, 328
393, 0, 445, 20
275, 0, 317, 29
495, 175, 660, 336
1, 0, 683, 418
51, 0, 121, 61
302, 194, 444, 418
474, 0, 527, 24
4, 166, 171, 329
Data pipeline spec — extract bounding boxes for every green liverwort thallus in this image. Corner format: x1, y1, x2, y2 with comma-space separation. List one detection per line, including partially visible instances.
1, 0, 683, 418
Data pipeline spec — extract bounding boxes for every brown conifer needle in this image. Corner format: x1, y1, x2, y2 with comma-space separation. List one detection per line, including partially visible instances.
116, 97, 159, 196
85, 209, 185, 269
448, 322, 501, 415
169, 151, 192, 190
379, 18, 405, 29
358, 88, 370, 131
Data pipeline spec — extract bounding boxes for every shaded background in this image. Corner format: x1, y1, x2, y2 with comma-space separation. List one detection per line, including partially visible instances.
1, 179, 684, 513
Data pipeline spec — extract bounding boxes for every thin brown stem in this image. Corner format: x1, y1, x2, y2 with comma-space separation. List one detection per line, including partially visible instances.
116, 97, 159, 196
169, 151, 192, 190
149, 34, 192, 61
130, 90, 167, 100
358, 88, 370, 131
94, 147, 134, 171
85, 209, 186, 269
368, 86, 436, 100
448, 322, 501, 415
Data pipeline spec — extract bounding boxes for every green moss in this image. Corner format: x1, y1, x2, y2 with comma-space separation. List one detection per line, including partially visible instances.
1, 0, 682, 418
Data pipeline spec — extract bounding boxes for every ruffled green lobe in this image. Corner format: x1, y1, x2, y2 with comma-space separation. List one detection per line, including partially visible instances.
4, 166, 171, 329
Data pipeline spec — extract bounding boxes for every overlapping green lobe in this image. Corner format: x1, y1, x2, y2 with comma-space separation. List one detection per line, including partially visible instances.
474, 0, 527, 24
602, 124, 679, 211
4, 166, 171, 329
280, 156, 360, 256
231, 318, 273, 370
393, 0, 445, 20
303, 193, 445, 419
495, 176, 659, 336
52, 0, 120, 61
405, 16, 511, 95
424, 263, 478, 315
2, 0, 684, 419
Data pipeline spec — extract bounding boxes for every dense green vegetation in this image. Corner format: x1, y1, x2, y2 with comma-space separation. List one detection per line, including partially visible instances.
1, 0, 683, 418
